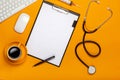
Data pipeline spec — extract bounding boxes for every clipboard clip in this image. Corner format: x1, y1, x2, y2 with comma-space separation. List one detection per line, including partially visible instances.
52, 5, 69, 14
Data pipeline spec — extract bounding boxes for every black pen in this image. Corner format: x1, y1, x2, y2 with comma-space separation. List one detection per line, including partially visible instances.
33, 56, 55, 67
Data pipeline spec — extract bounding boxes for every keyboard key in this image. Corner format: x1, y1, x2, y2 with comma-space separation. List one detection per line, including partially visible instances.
0, 0, 36, 22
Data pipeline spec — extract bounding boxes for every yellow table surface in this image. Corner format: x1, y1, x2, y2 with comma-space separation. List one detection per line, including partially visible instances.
0, 0, 120, 79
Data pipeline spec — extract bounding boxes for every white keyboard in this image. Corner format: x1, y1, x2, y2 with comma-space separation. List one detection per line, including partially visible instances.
0, 0, 36, 22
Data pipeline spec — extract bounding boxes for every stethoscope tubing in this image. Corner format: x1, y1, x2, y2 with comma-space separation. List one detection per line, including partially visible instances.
75, 0, 113, 74
75, 22, 101, 69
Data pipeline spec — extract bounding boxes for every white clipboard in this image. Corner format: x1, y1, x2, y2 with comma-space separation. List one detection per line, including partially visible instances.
26, 1, 80, 66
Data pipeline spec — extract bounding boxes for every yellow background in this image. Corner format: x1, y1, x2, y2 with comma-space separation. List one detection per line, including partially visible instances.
0, 0, 120, 79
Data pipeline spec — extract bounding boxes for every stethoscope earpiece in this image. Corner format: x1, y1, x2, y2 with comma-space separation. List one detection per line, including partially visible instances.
94, 0, 100, 4
107, 7, 111, 10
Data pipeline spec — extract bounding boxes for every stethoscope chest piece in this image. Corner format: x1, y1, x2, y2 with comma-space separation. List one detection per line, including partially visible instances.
88, 66, 96, 75
4, 42, 27, 65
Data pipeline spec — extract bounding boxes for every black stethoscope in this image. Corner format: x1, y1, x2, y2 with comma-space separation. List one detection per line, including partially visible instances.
75, 0, 113, 75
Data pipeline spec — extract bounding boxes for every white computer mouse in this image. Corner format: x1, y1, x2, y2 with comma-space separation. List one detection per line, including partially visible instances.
14, 13, 30, 34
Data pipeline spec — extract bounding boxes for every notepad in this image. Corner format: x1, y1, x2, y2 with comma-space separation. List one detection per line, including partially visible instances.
26, 1, 80, 66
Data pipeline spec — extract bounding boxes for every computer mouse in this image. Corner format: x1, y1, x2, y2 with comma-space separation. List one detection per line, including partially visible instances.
14, 13, 30, 34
